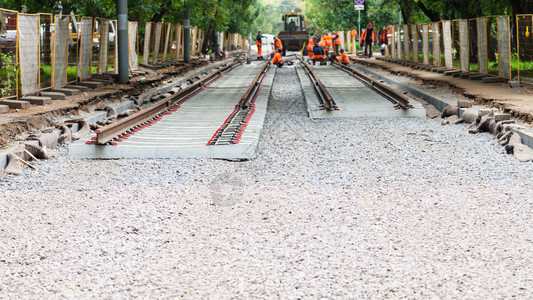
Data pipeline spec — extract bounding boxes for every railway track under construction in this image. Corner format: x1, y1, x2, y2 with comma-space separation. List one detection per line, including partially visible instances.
71, 54, 424, 159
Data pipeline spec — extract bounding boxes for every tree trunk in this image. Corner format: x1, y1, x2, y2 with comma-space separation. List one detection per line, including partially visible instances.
415, 1, 441, 22
150, 0, 171, 23
202, 20, 214, 54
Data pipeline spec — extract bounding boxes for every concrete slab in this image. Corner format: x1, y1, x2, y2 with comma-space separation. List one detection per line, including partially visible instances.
419, 65, 434, 71
459, 72, 472, 79
481, 76, 506, 83
0, 105, 8, 113
20, 96, 52, 105
0, 100, 29, 109
69, 61, 275, 159
437, 69, 454, 73
469, 74, 484, 80
78, 81, 104, 89
296, 64, 425, 119
444, 70, 461, 76
65, 85, 89, 92
90, 78, 113, 85
51, 88, 82, 95
39, 92, 66, 100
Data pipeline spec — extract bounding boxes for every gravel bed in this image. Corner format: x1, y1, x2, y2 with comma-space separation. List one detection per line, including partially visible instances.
1, 66, 532, 298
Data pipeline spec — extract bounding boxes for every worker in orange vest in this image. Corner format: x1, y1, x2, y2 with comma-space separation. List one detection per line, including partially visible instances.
256, 30, 263, 60
336, 49, 349, 65
323, 33, 332, 55
272, 48, 284, 67
273, 37, 283, 53
351, 29, 358, 51
307, 37, 315, 60
332, 31, 342, 55
312, 39, 325, 63
360, 23, 375, 59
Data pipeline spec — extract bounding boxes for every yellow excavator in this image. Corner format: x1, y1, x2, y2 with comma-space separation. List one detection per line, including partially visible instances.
277, 11, 310, 56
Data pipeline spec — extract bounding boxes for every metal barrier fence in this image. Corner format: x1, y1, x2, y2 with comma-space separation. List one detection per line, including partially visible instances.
383, 15, 527, 83
0, 6, 249, 102
140, 22, 246, 65
517, 14, 533, 84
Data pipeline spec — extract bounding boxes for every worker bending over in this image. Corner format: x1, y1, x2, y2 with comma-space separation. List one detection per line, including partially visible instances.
336, 49, 349, 65
256, 30, 263, 60
272, 49, 284, 67
361, 23, 375, 59
273, 37, 283, 53
312, 39, 325, 63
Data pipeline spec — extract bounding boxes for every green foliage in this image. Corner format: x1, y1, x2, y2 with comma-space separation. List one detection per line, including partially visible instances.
305, 0, 400, 35
0, 53, 18, 98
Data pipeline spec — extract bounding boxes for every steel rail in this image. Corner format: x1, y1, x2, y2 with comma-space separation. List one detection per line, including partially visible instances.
332, 61, 412, 109
94, 61, 241, 145
208, 61, 271, 145
298, 58, 337, 110
240, 61, 271, 109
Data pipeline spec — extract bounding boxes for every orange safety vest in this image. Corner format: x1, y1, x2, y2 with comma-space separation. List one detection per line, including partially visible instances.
334, 33, 341, 45
361, 29, 375, 42
324, 35, 332, 47
308, 38, 315, 58
336, 52, 349, 64
307, 38, 315, 50
314, 53, 324, 60
272, 52, 283, 64
274, 38, 283, 50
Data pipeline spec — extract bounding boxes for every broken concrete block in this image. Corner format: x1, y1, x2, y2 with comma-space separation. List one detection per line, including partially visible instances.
0, 105, 8, 113
457, 100, 473, 108
5, 154, 23, 176
478, 108, 494, 117
508, 81, 521, 88
494, 113, 511, 122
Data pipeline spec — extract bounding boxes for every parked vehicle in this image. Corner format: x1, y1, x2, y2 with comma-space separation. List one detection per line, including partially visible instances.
0, 30, 17, 51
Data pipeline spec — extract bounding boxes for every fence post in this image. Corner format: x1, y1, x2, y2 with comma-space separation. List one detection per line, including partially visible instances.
422, 24, 429, 65
442, 20, 453, 68
497, 15, 511, 79
142, 23, 152, 64
433, 22, 441, 66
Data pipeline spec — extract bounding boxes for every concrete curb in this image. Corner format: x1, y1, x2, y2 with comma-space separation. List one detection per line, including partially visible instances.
349, 62, 533, 150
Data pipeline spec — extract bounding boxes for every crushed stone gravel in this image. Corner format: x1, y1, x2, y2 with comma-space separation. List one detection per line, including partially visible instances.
0, 65, 532, 298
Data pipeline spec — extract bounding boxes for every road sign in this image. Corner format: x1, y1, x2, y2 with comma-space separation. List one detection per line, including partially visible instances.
354, 5, 364, 10
354, 0, 364, 4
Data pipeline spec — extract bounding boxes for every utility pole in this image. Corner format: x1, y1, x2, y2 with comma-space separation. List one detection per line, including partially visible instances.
358, 10, 361, 46
399, 9, 402, 25
117, 0, 128, 83
184, 6, 191, 63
